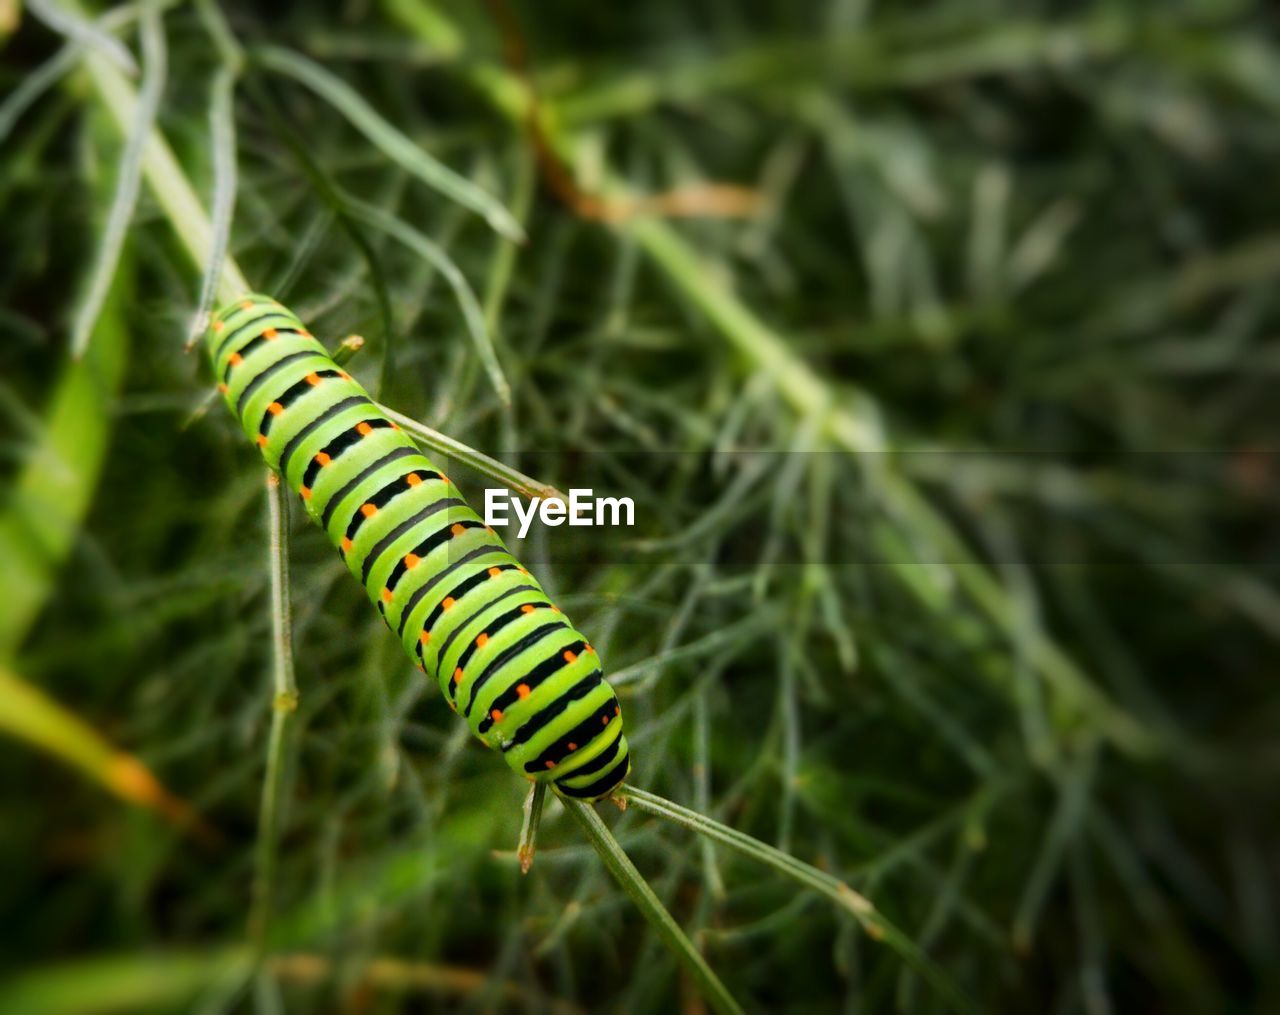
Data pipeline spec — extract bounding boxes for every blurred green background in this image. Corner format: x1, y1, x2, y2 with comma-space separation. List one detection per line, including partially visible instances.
2, 0, 1279, 1011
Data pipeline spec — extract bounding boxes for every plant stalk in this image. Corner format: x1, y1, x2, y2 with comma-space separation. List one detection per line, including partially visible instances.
621, 786, 981, 1015
80, 44, 249, 302
563, 797, 744, 1015
249, 472, 300, 947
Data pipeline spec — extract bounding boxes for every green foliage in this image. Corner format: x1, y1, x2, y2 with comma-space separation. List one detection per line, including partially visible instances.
2, 0, 1279, 1011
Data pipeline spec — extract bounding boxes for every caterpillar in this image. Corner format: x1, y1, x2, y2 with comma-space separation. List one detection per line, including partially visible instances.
205, 294, 630, 801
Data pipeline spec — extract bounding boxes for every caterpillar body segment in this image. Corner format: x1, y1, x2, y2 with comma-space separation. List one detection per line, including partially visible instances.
206, 295, 629, 800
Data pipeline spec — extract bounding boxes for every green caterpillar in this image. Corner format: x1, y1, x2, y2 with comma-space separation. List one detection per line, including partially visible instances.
206, 294, 630, 800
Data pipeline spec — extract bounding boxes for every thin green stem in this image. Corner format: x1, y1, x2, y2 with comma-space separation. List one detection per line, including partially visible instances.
0, 40, 80, 143
379, 404, 563, 502
187, 62, 240, 348
620, 786, 981, 1015
77, 9, 249, 303
28, 0, 138, 74
562, 797, 744, 1015
71, 3, 165, 358
608, 615, 769, 689
186, 0, 247, 349
345, 194, 511, 406
194, 0, 245, 68
481, 150, 535, 341
1012, 743, 1098, 953
692, 687, 725, 898
239, 70, 396, 396
623, 786, 871, 912
249, 472, 300, 948
254, 45, 525, 242
266, 472, 299, 702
